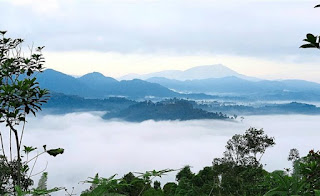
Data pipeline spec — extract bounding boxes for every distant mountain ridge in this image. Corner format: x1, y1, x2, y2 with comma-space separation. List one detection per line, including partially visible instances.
146, 76, 320, 100
119, 64, 260, 81
36, 69, 217, 100
36, 68, 320, 102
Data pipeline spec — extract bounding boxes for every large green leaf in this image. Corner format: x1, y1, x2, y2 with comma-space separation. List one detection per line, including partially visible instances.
300, 44, 316, 48
46, 148, 64, 157
306, 34, 317, 44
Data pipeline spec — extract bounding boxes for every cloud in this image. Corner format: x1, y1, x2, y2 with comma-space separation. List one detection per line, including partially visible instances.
1, 0, 319, 59
43, 51, 320, 83
1, 0, 320, 83
7, 0, 60, 14
0, 112, 316, 194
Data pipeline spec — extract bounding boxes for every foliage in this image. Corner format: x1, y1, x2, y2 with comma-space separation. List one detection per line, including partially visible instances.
264, 170, 307, 196
34, 172, 48, 193
81, 169, 175, 196
81, 128, 320, 196
83, 128, 276, 196
217, 127, 275, 166
288, 148, 300, 162
300, 4, 319, 49
104, 98, 230, 122
297, 150, 320, 194
301, 34, 320, 49
0, 31, 63, 195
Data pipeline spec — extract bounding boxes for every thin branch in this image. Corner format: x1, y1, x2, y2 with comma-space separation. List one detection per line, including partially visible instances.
10, 128, 12, 161
28, 152, 39, 178
30, 161, 48, 178
258, 151, 265, 163
25, 151, 46, 164
65, 187, 76, 196
19, 115, 26, 148
0, 130, 9, 164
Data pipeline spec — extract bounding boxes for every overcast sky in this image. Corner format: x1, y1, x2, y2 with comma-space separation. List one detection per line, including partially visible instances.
1, 0, 320, 81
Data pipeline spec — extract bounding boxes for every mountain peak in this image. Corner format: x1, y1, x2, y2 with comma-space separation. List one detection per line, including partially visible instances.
182, 64, 239, 79
119, 64, 259, 81
81, 72, 106, 79
186, 64, 228, 70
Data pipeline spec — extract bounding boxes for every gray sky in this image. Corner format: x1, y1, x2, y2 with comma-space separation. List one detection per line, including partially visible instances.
1, 0, 320, 81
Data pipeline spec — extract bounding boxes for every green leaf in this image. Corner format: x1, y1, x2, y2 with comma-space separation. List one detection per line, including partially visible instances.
315, 4, 320, 8
47, 148, 64, 157
14, 186, 25, 196
23, 145, 37, 154
306, 34, 317, 44
300, 44, 316, 48
31, 187, 63, 195
0, 30, 7, 35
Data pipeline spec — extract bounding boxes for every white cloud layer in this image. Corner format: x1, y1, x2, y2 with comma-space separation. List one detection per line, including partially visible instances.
1, 113, 317, 194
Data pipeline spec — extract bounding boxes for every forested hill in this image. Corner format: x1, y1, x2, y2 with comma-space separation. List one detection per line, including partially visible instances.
103, 99, 230, 122
43, 93, 320, 120
42, 92, 137, 114
42, 93, 230, 121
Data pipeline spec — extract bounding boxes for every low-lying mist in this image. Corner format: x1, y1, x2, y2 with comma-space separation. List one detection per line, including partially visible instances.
18, 113, 320, 194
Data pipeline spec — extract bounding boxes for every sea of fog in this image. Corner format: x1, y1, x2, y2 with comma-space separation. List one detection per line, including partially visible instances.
4, 113, 320, 194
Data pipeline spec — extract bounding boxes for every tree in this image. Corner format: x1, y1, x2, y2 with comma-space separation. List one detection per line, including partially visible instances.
0, 31, 64, 194
222, 127, 275, 166
210, 128, 275, 195
288, 148, 300, 162
163, 182, 177, 196
297, 150, 320, 194
176, 166, 194, 182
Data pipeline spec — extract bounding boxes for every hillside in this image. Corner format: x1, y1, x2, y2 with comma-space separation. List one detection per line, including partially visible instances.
103, 99, 230, 122
37, 69, 179, 99
36, 69, 320, 102
147, 76, 320, 101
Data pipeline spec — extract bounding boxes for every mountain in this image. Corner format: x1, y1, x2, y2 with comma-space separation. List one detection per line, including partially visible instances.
146, 76, 320, 101
42, 92, 137, 114
119, 64, 260, 81
103, 99, 230, 122
36, 69, 101, 98
147, 76, 255, 94
37, 69, 179, 99
36, 69, 320, 102
197, 101, 320, 115
78, 72, 118, 88
42, 93, 320, 119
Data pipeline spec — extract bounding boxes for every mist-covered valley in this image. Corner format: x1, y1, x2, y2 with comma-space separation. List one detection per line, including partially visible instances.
17, 65, 320, 194
2, 0, 320, 194
2, 62, 320, 195
19, 112, 320, 194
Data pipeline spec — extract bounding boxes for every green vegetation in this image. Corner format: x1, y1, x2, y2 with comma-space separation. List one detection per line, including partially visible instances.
103, 98, 230, 122
42, 93, 320, 120
0, 31, 64, 195
81, 128, 320, 196
300, 4, 319, 49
